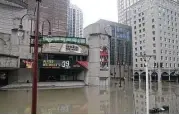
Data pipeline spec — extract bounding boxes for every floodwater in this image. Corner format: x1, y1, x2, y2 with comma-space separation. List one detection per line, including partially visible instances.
0, 81, 179, 114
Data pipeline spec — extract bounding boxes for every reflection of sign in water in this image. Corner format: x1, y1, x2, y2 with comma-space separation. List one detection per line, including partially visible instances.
100, 46, 109, 71
42, 60, 70, 69
20, 59, 33, 68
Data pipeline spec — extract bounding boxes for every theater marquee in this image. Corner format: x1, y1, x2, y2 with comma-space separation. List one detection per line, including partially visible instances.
42, 43, 88, 55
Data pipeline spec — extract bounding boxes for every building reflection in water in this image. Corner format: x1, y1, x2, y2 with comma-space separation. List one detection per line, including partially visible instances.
133, 82, 179, 114
0, 82, 179, 114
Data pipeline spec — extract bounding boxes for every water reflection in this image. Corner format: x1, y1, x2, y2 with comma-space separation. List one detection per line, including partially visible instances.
133, 82, 179, 114
0, 82, 179, 114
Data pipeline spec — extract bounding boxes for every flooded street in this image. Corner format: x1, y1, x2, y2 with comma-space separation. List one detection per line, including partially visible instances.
0, 81, 179, 114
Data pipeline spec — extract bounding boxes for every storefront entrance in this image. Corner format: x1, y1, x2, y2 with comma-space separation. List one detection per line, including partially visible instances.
0, 71, 8, 86
39, 69, 84, 82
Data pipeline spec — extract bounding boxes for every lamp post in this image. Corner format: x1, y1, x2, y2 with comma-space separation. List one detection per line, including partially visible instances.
18, 0, 42, 114
31, 0, 41, 114
137, 53, 155, 114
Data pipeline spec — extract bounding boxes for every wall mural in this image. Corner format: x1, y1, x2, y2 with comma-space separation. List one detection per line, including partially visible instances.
100, 46, 109, 71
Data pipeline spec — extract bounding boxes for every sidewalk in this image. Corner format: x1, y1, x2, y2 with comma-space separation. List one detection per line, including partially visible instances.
1, 81, 86, 90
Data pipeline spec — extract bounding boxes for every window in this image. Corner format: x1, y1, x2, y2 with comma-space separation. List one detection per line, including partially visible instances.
136, 64, 138, 67
139, 24, 141, 27
135, 42, 137, 45
160, 37, 162, 40
160, 43, 162, 47
143, 34, 145, 37
139, 30, 141, 33
135, 48, 137, 51
143, 28, 145, 32
174, 57, 175, 61
165, 50, 167, 54
141, 64, 143, 67
153, 50, 156, 53
161, 50, 163, 53
140, 41, 142, 44
170, 57, 172, 61
153, 37, 155, 41
152, 25, 155, 29
153, 44, 156, 47
134, 21, 136, 24
139, 13, 141, 17
165, 57, 168, 61
140, 47, 142, 50
142, 23, 145, 26
139, 19, 141, 22
135, 31, 137, 35
152, 31, 155, 35
140, 58, 142, 61
152, 19, 154, 22
161, 56, 163, 60
165, 44, 167, 47
136, 59, 137, 62
134, 26, 136, 29
142, 17, 145, 20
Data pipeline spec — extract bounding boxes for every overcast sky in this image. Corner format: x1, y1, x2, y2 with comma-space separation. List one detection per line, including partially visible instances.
70, 0, 118, 28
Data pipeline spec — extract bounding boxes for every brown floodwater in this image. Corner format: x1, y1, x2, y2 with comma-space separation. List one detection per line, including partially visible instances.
0, 81, 179, 114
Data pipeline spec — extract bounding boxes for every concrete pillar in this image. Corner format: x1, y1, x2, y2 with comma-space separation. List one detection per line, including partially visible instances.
139, 71, 141, 82
158, 68, 161, 83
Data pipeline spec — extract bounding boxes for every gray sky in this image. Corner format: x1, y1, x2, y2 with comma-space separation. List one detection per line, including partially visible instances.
71, 0, 118, 28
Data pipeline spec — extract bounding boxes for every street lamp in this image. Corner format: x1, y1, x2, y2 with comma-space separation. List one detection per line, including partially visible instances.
17, 24, 25, 38
137, 53, 155, 114
31, 0, 41, 114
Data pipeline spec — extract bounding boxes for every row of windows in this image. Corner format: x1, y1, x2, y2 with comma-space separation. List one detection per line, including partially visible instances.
160, 43, 179, 49
135, 63, 179, 68
160, 56, 179, 61
161, 50, 179, 55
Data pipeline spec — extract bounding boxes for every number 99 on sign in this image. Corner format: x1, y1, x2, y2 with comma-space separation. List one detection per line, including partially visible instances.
61, 61, 70, 68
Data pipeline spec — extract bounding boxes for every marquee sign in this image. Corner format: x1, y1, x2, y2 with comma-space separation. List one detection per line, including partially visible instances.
42, 43, 88, 55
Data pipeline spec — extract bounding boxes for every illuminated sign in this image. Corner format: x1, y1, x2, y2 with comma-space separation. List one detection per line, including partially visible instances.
20, 59, 33, 68
41, 60, 70, 69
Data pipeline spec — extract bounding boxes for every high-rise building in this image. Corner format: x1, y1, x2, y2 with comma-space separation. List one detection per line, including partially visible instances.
118, 0, 179, 25
131, 0, 179, 82
27, 0, 69, 36
118, 0, 140, 25
68, 4, 83, 37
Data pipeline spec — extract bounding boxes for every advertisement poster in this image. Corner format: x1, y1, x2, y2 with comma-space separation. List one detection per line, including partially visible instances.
100, 46, 109, 71
20, 59, 33, 68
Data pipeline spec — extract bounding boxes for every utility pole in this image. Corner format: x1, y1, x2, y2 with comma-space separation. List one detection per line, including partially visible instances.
138, 53, 155, 114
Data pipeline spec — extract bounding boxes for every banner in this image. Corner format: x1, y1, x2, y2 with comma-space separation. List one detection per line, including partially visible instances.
100, 46, 109, 71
